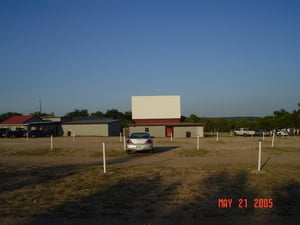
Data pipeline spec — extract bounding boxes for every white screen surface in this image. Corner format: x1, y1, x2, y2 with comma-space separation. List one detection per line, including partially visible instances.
132, 96, 181, 119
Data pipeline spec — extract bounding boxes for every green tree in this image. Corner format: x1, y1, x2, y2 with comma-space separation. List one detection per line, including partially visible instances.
185, 114, 200, 122
90, 111, 104, 118
65, 109, 89, 117
273, 109, 291, 128
257, 116, 275, 130
31, 112, 55, 116
105, 109, 131, 128
124, 111, 132, 120
105, 109, 124, 119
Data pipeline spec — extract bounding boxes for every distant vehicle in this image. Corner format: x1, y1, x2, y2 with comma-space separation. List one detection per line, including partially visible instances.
126, 132, 153, 154
276, 129, 289, 136
27, 130, 48, 138
0, 128, 10, 137
233, 128, 255, 136
16, 128, 27, 137
255, 129, 271, 136
6, 130, 24, 138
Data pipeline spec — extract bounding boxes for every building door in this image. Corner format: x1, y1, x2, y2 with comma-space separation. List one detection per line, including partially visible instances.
165, 126, 174, 137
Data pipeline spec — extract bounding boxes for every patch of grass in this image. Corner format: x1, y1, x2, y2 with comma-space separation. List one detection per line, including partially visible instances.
9, 148, 66, 156
0, 166, 107, 217
0, 165, 300, 218
90, 149, 126, 158
263, 147, 300, 155
177, 149, 209, 157
207, 140, 226, 144
0, 135, 299, 220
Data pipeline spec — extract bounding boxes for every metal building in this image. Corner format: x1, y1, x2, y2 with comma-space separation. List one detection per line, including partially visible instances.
62, 118, 121, 137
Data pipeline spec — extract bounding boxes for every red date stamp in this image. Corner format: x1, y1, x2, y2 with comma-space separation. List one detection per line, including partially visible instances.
218, 198, 273, 208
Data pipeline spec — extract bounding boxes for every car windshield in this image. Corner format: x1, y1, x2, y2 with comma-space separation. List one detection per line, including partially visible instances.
130, 133, 150, 139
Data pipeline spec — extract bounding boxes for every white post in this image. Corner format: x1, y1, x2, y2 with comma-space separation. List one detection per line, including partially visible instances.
26, 132, 28, 141
123, 134, 126, 151
216, 132, 219, 142
197, 136, 200, 150
262, 132, 265, 141
171, 132, 173, 141
50, 135, 53, 150
120, 132, 122, 142
258, 141, 262, 172
103, 142, 106, 174
271, 132, 275, 148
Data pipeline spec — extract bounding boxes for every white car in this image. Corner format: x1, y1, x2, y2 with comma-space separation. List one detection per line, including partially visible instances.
126, 132, 153, 154
276, 129, 289, 136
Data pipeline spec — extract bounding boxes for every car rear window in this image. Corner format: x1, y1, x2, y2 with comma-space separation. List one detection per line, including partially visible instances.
130, 133, 150, 139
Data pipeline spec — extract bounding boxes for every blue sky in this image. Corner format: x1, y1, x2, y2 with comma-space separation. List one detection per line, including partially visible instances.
0, 0, 299, 117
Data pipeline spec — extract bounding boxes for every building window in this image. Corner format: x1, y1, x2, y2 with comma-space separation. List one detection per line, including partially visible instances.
145, 128, 149, 132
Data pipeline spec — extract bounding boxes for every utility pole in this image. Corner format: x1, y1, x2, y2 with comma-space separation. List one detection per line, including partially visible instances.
39, 99, 42, 115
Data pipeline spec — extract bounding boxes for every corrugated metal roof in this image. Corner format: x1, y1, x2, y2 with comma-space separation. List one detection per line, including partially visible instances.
63, 118, 120, 124
0, 115, 36, 124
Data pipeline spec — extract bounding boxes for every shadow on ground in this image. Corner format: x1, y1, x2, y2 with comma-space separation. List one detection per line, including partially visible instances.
0, 162, 98, 194
8, 166, 299, 225
153, 146, 180, 154
105, 145, 179, 165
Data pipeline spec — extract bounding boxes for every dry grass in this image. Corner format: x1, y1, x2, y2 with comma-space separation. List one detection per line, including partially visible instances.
0, 136, 299, 224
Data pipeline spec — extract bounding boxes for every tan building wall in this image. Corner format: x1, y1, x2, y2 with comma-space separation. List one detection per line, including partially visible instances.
174, 126, 204, 138
129, 125, 204, 138
129, 125, 165, 137
41, 116, 62, 122
0, 124, 27, 130
62, 124, 109, 136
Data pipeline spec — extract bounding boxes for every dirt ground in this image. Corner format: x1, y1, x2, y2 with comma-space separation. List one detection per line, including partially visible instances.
0, 135, 299, 225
